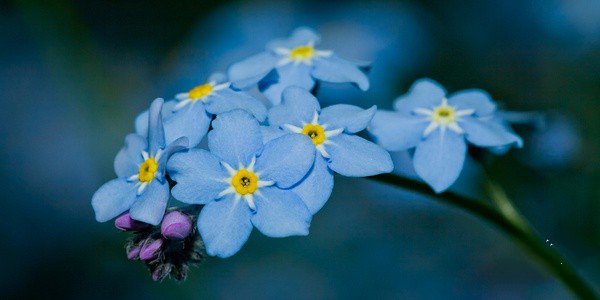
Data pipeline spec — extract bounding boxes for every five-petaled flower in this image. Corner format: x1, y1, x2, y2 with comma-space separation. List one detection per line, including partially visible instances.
368, 78, 522, 193
135, 73, 267, 148
264, 87, 394, 214
167, 110, 315, 258
228, 27, 370, 105
92, 98, 188, 225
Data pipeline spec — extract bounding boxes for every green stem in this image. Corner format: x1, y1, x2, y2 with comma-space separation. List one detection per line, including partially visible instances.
368, 174, 598, 299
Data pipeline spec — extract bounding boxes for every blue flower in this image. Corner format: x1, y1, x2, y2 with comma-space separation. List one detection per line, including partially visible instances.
368, 78, 523, 193
166, 110, 315, 258
92, 99, 188, 225
227, 27, 370, 105
135, 73, 267, 148
265, 87, 394, 214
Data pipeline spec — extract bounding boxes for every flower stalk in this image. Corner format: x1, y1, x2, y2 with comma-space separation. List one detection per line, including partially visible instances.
368, 173, 598, 299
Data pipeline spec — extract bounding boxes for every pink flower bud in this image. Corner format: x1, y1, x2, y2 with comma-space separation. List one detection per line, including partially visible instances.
160, 211, 192, 240
139, 238, 164, 261
127, 246, 141, 260
115, 212, 150, 231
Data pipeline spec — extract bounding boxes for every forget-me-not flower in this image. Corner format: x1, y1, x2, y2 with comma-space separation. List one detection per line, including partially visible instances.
135, 73, 267, 148
368, 78, 522, 193
167, 110, 315, 258
264, 87, 394, 214
92, 98, 188, 225
228, 27, 370, 105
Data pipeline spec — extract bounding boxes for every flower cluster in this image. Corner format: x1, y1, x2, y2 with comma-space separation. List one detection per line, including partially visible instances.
91, 27, 522, 280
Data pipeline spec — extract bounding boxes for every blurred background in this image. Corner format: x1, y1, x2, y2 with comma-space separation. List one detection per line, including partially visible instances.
1, 0, 599, 298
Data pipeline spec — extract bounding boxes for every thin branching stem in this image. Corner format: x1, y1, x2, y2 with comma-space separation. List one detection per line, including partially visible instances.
368, 174, 598, 299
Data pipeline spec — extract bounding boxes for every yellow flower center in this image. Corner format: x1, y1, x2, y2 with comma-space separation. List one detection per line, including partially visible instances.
138, 158, 158, 183
302, 124, 326, 145
289, 45, 315, 60
188, 83, 213, 100
432, 105, 456, 124
231, 169, 259, 195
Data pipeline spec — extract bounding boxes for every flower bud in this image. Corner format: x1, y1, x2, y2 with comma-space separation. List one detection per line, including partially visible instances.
139, 238, 164, 261
127, 246, 141, 260
160, 211, 192, 240
151, 263, 173, 282
115, 212, 150, 231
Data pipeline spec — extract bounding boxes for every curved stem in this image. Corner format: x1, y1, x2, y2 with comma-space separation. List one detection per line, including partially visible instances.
368, 174, 598, 299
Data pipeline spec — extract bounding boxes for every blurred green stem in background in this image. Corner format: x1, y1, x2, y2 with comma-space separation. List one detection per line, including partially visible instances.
369, 174, 599, 299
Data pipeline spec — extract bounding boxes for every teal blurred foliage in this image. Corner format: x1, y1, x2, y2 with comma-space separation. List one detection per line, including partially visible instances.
0, 0, 598, 298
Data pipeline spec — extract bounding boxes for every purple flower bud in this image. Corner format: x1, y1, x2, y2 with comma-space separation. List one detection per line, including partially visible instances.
127, 246, 141, 260
160, 211, 192, 240
139, 238, 164, 261
115, 212, 150, 231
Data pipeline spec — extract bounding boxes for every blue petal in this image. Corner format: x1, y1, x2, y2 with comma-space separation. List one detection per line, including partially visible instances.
393, 78, 447, 116
255, 134, 315, 188
114, 134, 147, 178
459, 117, 523, 148
129, 179, 170, 225
268, 86, 320, 128
208, 110, 263, 167
134, 100, 177, 140
448, 89, 497, 117
157, 137, 189, 170
92, 178, 138, 222
312, 55, 370, 90
266, 27, 321, 51
319, 104, 376, 133
292, 153, 334, 214
251, 186, 311, 237
228, 52, 278, 90
368, 110, 429, 151
205, 88, 267, 122
262, 64, 315, 105
261, 125, 287, 144
198, 196, 253, 258
163, 102, 211, 148
167, 149, 229, 204
413, 130, 467, 193
326, 134, 394, 177
148, 98, 166, 155
208, 72, 227, 84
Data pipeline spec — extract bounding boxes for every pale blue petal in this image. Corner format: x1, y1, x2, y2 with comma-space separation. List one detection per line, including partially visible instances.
208, 110, 263, 167
393, 78, 447, 116
205, 88, 267, 122
92, 178, 138, 222
292, 153, 334, 215
312, 55, 370, 90
413, 130, 467, 193
326, 134, 394, 177
319, 104, 376, 133
262, 64, 315, 105
198, 196, 253, 258
251, 187, 311, 237
135, 100, 177, 139
114, 134, 147, 178
208, 72, 227, 84
448, 89, 497, 117
368, 110, 429, 151
157, 137, 188, 170
459, 117, 523, 148
167, 149, 229, 204
261, 125, 287, 144
228, 52, 278, 90
266, 27, 320, 51
148, 98, 166, 155
268, 86, 320, 128
255, 134, 315, 188
129, 179, 170, 225
163, 102, 211, 148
